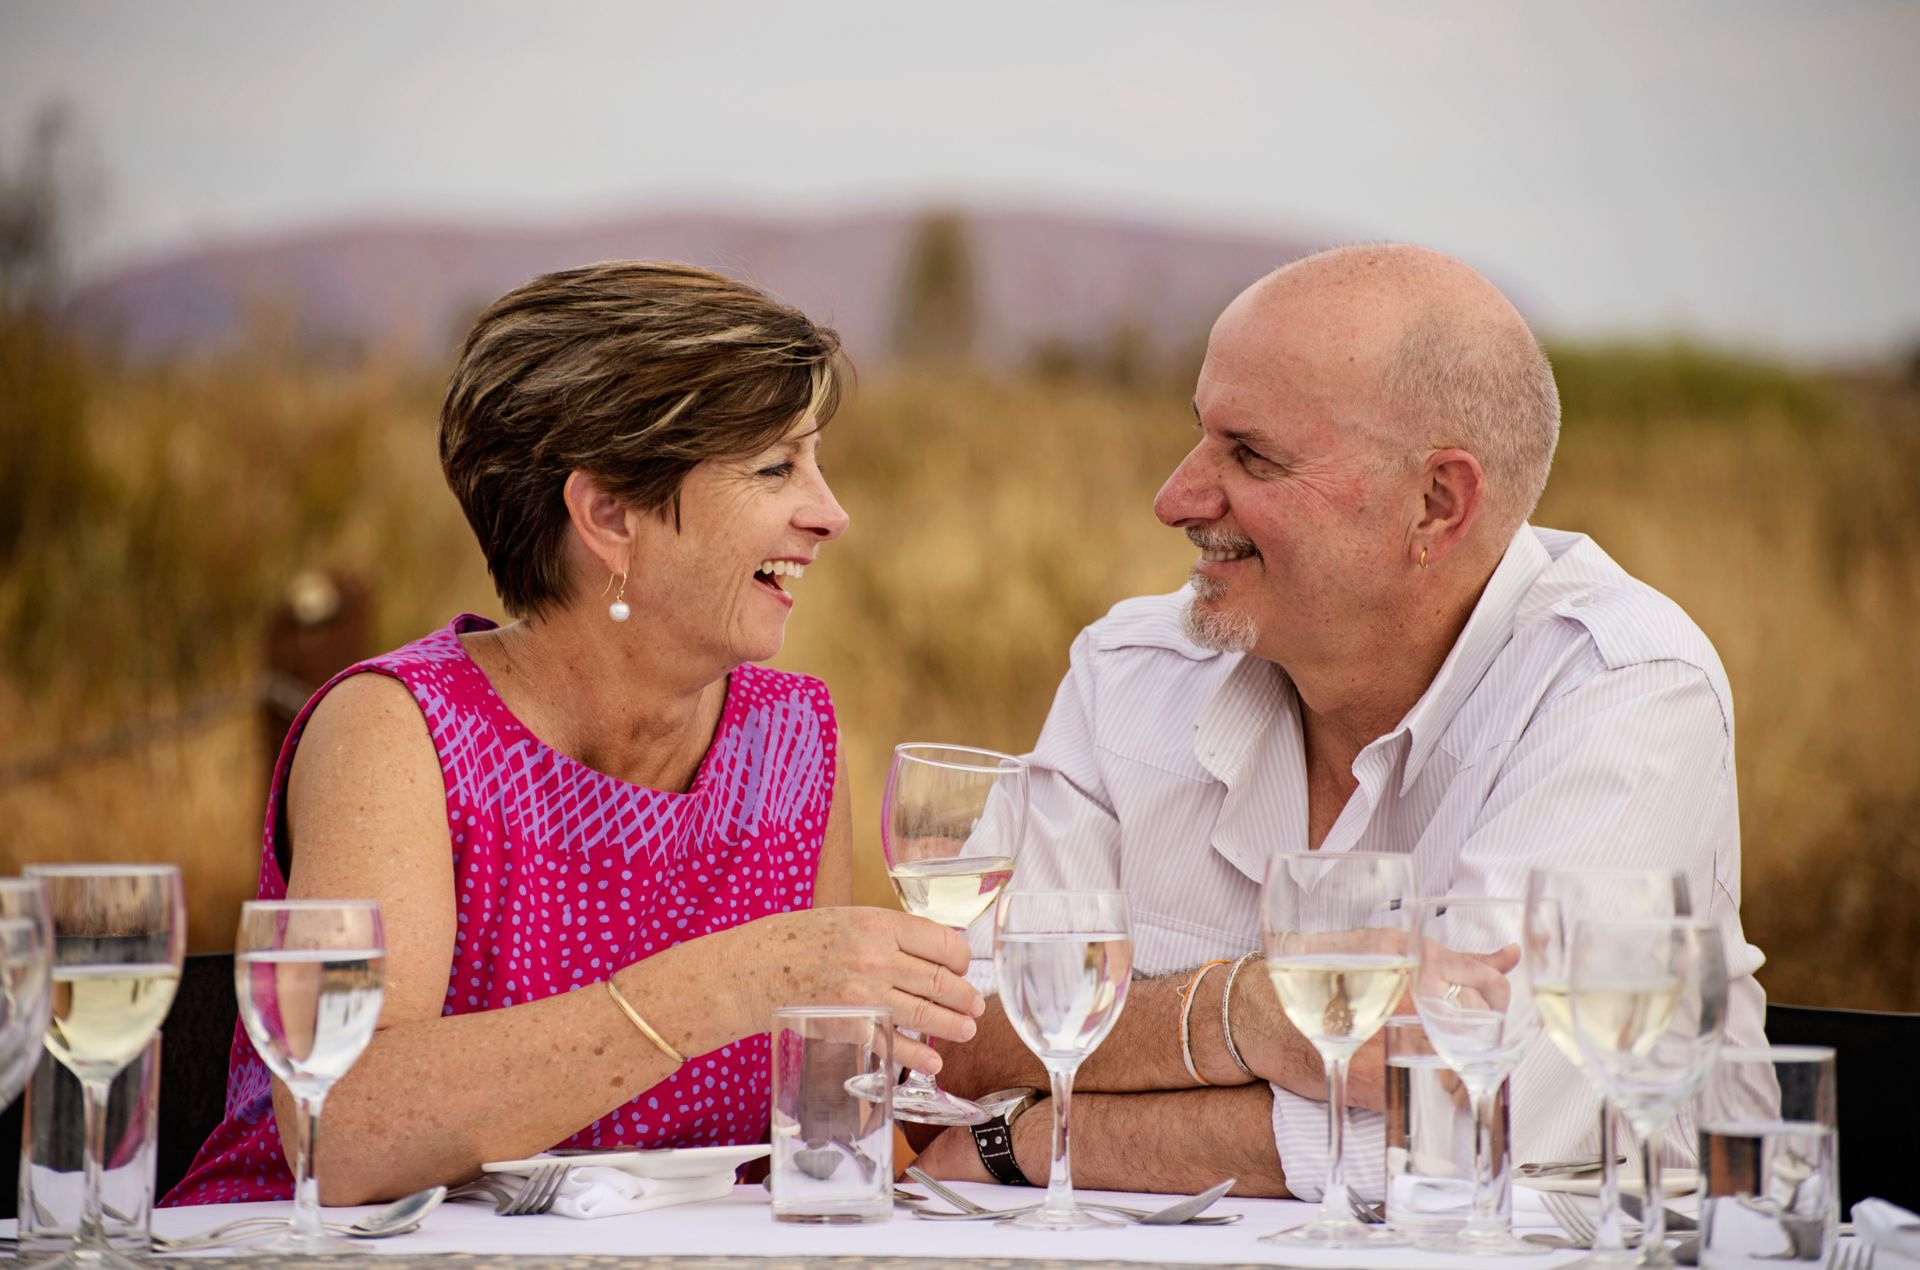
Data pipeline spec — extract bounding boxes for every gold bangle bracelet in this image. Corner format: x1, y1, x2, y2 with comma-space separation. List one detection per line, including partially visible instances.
605, 976, 687, 1065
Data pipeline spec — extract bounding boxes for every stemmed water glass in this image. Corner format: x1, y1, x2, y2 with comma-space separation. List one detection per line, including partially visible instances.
881, 743, 1026, 1125
25, 863, 185, 1270
1258, 851, 1415, 1248
233, 900, 386, 1254
992, 889, 1132, 1229
1408, 896, 1540, 1254
1, 877, 55, 1109
1571, 918, 1728, 1268
1525, 866, 1691, 1260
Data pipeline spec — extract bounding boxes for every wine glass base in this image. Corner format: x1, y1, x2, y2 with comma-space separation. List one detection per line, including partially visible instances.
240, 1228, 371, 1256
1415, 1228, 1553, 1256
1006, 1203, 1125, 1231
891, 1083, 989, 1126
29, 1248, 154, 1270
1261, 1217, 1413, 1247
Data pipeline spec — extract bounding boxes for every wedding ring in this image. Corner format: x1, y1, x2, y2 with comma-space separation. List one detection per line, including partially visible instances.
1443, 981, 1463, 1005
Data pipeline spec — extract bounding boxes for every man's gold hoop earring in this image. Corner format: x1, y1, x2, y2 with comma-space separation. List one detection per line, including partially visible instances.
606, 571, 631, 623
1418, 547, 1429, 570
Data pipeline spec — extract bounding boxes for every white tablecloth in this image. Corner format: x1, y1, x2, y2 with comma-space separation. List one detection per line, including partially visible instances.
36, 1182, 1600, 1267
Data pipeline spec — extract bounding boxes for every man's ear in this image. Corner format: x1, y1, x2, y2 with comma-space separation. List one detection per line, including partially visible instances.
1410, 448, 1483, 568
562, 470, 633, 574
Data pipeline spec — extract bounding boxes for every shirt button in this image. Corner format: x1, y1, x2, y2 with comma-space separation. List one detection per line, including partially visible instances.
1571, 595, 1593, 607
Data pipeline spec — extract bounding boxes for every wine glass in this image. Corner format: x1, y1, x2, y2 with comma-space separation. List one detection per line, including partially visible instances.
881, 743, 1027, 1125
1259, 850, 1416, 1248
1409, 896, 1540, 1254
233, 900, 386, 1254
0, 878, 55, 1110
1571, 918, 1728, 1268
1525, 866, 1690, 1261
992, 889, 1132, 1229
24, 864, 185, 1270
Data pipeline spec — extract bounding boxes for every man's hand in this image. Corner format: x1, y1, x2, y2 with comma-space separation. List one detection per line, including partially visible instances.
908, 1123, 997, 1184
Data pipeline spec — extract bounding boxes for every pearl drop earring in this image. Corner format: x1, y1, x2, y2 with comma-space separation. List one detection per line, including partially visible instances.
607, 571, 631, 623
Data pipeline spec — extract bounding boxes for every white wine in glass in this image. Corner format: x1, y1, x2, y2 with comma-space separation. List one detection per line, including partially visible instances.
1259, 851, 1414, 1249
881, 743, 1027, 1126
993, 889, 1132, 1230
1525, 866, 1690, 1261
234, 899, 386, 1255
25, 863, 185, 1270
1570, 918, 1727, 1269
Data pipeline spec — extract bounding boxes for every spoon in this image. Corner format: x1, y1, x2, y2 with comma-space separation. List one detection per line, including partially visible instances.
154, 1185, 448, 1251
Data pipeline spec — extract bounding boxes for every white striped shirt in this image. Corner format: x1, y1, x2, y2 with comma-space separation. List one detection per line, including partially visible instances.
1013, 523, 1768, 1200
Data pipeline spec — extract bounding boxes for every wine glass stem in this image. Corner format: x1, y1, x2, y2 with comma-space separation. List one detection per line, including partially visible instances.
1319, 1052, 1351, 1226
1464, 1080, 1510, 1237
898, 1029, 937, 1093
1040, 1062, 1079, 1217
77, 1075, 113, 1250
1636, 1116, 1668, 1253
291, 1089, 329, 1242
1595, 1100, 1628, 1253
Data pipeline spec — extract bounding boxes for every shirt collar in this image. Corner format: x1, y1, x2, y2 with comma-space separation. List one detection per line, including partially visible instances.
1391, 523, 1554, 794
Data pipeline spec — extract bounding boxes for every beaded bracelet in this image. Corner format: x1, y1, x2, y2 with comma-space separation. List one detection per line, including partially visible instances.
1178, 959, 1232, 1085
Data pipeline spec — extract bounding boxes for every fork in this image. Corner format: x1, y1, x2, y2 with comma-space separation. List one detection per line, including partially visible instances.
1348, 1193, 1387, 1225
498, 1161, 570, 1216
1832, 1240, 1875, 1270
904, 1166, 1239, 1225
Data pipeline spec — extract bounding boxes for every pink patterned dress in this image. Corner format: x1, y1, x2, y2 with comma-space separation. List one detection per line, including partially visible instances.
165, 615, 837, 1206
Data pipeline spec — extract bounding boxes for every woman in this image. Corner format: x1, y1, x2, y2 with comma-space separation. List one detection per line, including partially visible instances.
168, 262, 982, 1206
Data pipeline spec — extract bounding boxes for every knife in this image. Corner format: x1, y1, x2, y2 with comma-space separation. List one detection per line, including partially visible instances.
1620, 1190, 1699, 1233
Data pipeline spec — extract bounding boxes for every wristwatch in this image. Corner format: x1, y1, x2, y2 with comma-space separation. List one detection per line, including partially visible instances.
968, 1087, 1043, 1186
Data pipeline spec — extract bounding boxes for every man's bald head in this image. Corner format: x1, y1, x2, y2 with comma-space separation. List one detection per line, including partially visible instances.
1234, 244, 1561, 532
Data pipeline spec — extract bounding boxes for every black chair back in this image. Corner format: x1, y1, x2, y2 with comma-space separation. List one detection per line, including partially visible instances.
0, 952, 238, 1219
1765, 1001, 1920, 1212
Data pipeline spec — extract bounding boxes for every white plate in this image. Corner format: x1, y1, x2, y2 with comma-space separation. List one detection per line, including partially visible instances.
482, 1144, 769, 1180
1523, 1169, 1699, 1198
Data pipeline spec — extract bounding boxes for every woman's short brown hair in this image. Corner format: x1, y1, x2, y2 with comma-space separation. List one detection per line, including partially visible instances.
439, 260, 848, 618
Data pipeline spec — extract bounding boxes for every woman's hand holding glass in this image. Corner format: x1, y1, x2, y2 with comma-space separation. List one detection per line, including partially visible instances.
1409, 897, 1539, 1254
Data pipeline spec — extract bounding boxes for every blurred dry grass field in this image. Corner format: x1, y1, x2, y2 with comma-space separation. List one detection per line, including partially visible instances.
3, 317, 1916, 1008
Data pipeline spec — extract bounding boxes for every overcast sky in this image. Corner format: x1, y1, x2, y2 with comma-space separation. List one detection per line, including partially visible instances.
3, 0, 1917, 358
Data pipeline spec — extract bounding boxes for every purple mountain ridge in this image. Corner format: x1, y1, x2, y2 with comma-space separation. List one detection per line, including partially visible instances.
68, 207, 1327, 368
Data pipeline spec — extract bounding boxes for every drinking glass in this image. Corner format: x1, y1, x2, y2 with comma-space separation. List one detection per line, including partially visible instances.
1, 877, 55, 1109
881, 743, 1027, 1125
233, 900, 386, 1254
1258, 850, 1415, 1248
1695, 1046, 1837, 1269
24, 863, 185, 1270
1526, 865, 1691, 1260
1409, 897, 1539, 1254
992, 889, 1132, 1230
1384, 1016, 1512, 1235
769, 1006, 894, 1224
1571, 918, 1729, 1268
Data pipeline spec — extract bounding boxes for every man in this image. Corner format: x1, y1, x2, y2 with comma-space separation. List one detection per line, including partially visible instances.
909, 244, 1767, 1199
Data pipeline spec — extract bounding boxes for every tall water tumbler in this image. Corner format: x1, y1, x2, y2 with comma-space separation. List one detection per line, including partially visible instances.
1384, 1016, 1513, 1235
1696, 1046, 1837, 1269
769, 1006, 894, 1225
16, 1038, 160, 1256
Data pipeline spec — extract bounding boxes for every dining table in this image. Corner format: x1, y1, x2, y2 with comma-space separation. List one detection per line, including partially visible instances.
4, 1181, 1638, 1269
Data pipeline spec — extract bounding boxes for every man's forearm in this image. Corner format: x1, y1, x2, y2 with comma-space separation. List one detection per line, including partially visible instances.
935, 962, 1381, 1109
913, 1084, 1292, 1198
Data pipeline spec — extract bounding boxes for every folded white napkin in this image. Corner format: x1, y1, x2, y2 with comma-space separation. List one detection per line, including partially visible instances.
506, 1166, 734, 1220
1853, 1199, 1920, 1262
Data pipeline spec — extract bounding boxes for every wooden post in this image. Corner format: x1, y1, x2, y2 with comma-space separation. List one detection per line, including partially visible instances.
261, 570, 374, 786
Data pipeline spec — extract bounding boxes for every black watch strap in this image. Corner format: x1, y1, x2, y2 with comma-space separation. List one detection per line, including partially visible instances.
968, 1088, 1039, 1186
970, 1115, 1028, 1186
